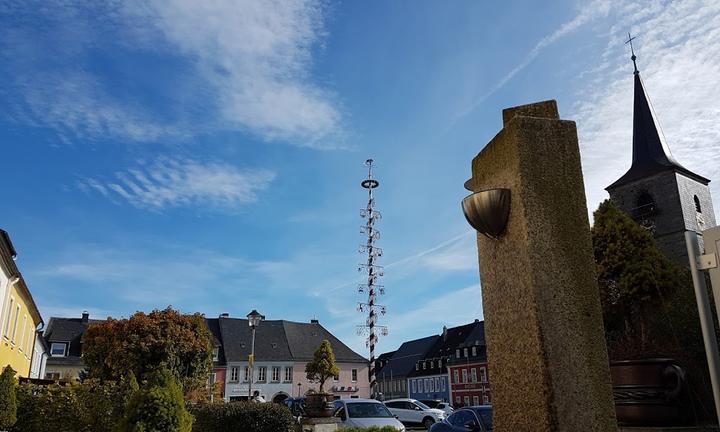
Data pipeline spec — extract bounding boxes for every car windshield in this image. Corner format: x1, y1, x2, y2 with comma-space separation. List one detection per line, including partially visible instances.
413, 401, 431, 410
347, 402, 394, 418
474, 408, 493, 429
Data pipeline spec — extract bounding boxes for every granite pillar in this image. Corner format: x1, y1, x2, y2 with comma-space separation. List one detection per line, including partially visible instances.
467, 100, 617, 431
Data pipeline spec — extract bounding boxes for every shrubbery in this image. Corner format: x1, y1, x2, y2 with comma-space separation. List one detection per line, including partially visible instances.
190, 401, 294, 432
0, 366, 17, 430
12, 375, 137, 432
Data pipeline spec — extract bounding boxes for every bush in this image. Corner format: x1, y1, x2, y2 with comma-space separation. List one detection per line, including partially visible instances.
11, 375, 137, 432
190, 401, 294, 432
118, 367, 192, 432
0, 366, 17, 429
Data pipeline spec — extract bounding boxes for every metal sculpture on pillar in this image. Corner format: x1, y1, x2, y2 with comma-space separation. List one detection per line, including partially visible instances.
357, 159, 388, 399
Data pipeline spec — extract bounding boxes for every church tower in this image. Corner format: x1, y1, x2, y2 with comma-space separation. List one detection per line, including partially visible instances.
606, 42, 716, 265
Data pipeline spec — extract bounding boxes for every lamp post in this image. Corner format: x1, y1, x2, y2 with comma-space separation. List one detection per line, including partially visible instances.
247, 309, 264, 401
298, 382, 302, 397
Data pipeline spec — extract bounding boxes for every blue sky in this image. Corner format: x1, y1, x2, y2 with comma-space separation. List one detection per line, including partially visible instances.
2, 0, 719, 356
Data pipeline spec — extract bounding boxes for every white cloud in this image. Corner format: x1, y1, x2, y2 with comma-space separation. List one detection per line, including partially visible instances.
573, 0, 720, 220
125, 0, 343, 147
79, 157, 275, 210
1, 0, 341, 147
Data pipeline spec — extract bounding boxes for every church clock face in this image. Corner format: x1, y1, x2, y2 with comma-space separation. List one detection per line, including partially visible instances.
638, 216, 656, 234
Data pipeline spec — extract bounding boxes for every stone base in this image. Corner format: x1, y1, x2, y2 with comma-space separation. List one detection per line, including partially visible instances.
619, 427, 719, 432
300, 417, 342, 432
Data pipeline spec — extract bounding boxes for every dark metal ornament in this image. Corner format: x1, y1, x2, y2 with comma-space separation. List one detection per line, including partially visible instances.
461, 188, 511, 240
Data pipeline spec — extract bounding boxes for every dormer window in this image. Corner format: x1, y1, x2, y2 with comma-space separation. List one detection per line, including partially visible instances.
50, 342, 67, 357
212, 347, 219, 361
694, 195, 702, 213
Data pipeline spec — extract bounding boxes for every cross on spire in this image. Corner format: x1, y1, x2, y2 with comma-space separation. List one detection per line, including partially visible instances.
625, 32, 639, 74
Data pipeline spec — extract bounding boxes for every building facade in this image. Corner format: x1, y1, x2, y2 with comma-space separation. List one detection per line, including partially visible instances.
606, 54, 716, 264
29, 331, 48, 379
447, 321, 491, 407
376, 335, 438, 400
219, 317, 369, 402
0, 229, 44, 378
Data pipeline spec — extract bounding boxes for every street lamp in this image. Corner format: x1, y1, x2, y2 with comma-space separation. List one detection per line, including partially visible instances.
247, 309, 265, 400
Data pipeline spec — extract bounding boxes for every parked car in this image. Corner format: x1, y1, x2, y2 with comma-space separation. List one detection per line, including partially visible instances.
429, 406, 493, 432
384, 398, 447, 429
420, 399, 454, 415
332, 398, 406, 431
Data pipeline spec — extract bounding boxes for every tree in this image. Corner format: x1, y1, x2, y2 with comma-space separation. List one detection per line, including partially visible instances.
0, 366, 17, 430
305, 340, 340, 394
591, 200, 686, 353
83, 307, 213, 393
117, 366, 193, 432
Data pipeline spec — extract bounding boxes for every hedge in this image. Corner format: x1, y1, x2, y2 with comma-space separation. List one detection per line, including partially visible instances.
190, 402, 294, 432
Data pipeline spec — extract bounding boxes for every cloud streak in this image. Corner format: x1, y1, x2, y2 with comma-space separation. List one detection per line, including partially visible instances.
79, 157, 275, 210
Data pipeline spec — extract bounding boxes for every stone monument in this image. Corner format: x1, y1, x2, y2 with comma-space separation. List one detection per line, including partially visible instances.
464, 100, 617, 431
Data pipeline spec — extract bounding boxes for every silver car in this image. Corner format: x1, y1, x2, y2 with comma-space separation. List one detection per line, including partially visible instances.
333, 398, 406, 431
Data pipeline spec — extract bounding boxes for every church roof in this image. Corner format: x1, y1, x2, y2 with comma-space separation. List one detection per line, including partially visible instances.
606, 57, 709, 190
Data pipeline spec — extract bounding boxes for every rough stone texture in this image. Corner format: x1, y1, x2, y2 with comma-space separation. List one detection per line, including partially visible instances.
619, 428, 718, 432
608, 169, 717, 265
468, 100, 617, 431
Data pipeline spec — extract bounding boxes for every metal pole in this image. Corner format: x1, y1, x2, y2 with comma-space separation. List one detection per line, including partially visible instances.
248, 325, 256, 401
685, 231, 720, 425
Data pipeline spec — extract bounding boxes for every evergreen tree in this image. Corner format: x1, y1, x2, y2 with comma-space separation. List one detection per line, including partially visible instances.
118, 367, 192, 432
591, 199, 685, 353
305, 340, 340, 393
0, 366, 16, 430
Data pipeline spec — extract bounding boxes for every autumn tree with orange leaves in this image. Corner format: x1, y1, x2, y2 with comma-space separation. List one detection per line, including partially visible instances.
83, 307, 213, 393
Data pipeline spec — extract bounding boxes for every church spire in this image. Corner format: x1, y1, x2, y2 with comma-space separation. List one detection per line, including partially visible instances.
606, 36, 709, 190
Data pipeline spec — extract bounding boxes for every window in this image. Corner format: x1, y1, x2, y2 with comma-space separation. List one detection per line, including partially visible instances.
285, 367, 293, 382
464, 396, 470, 406
230, 367, 239, 382
435, 377, 439, 390
416, 363, 419, 371
272, 367, 280, 382
402, 380, 406, 391
423, 379, 428, 392
695, 195, 702, 213
471, 369, 477, 383
453, 370, 459, 383
473, 395, 480, 405
212, 347, 219, 361
479, 367, 487, 383
258, 367, 266, 382
19, 315, 27, 351
463, 348, 468, 358
455, 349, 460, 358
430, 360, 434, 368
441, 378, 446, 391
455, 396, 461, 405
471, 346, 477, 356
483, 395, 490, 405
449, 410, 475, 427
422, 362, 426, 370
12, 304, 20, 342
411, 380, 416, 393
3, 297, 13, 338
351, 369, 358, 382
244, 366, 250, 382
50, 342, 66, 357
45, 372, 61, 381
462, 369, 468, 383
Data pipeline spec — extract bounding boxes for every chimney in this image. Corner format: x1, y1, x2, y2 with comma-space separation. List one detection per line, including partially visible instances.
310, 319, 319, 324
442, 325, 448, 341
220, 313, 229, 318
81, 311, 89, 323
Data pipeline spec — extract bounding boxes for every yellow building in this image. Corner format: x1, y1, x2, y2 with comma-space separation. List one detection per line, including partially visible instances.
0, 229, 43, 377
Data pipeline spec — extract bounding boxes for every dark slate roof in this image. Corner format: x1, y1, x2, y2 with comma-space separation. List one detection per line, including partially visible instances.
283, 321, 367, 363
376, 335, 438, 380
205, 318, 226, 366
43, 316, 103, 366
219, 318, 292, 362
607, 67, 710, 190
408, 320, 485, 377
218, 318, 367, 364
